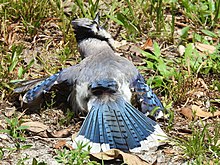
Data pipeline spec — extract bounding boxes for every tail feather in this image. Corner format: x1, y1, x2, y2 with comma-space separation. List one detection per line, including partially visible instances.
103, 102, 128, 150
114, 100, 142, 148
126, 102, 154, 132
73, 97, 167, 153
78, 105, 98, 139
90, 104, 100, 143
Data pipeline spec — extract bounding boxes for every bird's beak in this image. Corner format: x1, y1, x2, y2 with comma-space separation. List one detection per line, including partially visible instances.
93, 12, 100, 25
71, 20, 77, 29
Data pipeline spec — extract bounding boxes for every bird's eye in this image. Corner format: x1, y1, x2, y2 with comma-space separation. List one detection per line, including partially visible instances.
92, 21, 99, 30
96, 25, 100, 31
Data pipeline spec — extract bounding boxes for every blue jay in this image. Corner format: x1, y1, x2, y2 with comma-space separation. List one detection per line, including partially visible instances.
15, 14, 167, 153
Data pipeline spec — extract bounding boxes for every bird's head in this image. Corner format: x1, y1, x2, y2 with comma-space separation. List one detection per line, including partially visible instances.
72, 13, 115, 50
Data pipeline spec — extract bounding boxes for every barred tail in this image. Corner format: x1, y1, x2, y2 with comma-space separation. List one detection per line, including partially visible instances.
72, 97, 167, 153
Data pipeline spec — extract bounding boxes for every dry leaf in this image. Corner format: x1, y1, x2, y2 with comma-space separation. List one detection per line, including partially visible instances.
0, 134, 10, 140
54, 140, 74, 150
195, 42, 216, 54
163, 148, 176, 154
91, 149, 148, 165
21, 121, 49, 133
180, 107, 193, 120
71, 132, 78, 140
197, 78, 208, 90
178, 45, 185, 56
114, 40, 127, 49
54, 140, 66, 149
192, 105, 220, 117
49, 126, 73, 138
4, 106, 16, 117
141, 38, 153, 50
141, 38, 154, 54
0, 120, 5, 130
181, 105, 220, 119
204, 160, 214, 165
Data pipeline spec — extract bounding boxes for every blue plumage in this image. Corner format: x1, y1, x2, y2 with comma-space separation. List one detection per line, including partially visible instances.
89, 79, 118, 95
15, 14, 167, 153
19, 65, 79, 105
74, 96, 166, 153
132, 73, 164, 118
23, 72, 60, 103
74, 79, 166, 152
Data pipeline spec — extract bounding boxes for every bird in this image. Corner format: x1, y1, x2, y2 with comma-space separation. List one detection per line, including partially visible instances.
15, 14, 167, 153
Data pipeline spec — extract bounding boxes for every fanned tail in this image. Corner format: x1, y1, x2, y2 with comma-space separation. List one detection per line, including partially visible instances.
73, 97, 167, 153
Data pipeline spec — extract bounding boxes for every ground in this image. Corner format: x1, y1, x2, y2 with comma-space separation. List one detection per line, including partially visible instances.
0, 1, 220, 165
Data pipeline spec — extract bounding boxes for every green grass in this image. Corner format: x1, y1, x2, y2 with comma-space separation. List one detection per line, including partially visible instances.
175, 121, 220, 164
0, 0, 219, 164
55, 142, 100, 165
0, 116, 32, 159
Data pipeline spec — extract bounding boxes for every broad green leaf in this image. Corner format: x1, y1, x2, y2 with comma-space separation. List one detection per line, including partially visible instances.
18, 66, 23, 78
21, 144, 32, 150
141, 50, 158, 61
8, 52, 18, 73
201, 29, 218, 38
32, 158, 38, 165
157, 63, 170, 77
18, 136, 26, 141
5, 117, 12, 125
26, 58, 34, 69
181, 26, 190, 39
153, 42, 161, 57
0, 129, 10, 134
184, 43, 193, 59
17, 125, 29, 130
146, 61, 154, 69
106, 14, 123, 26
